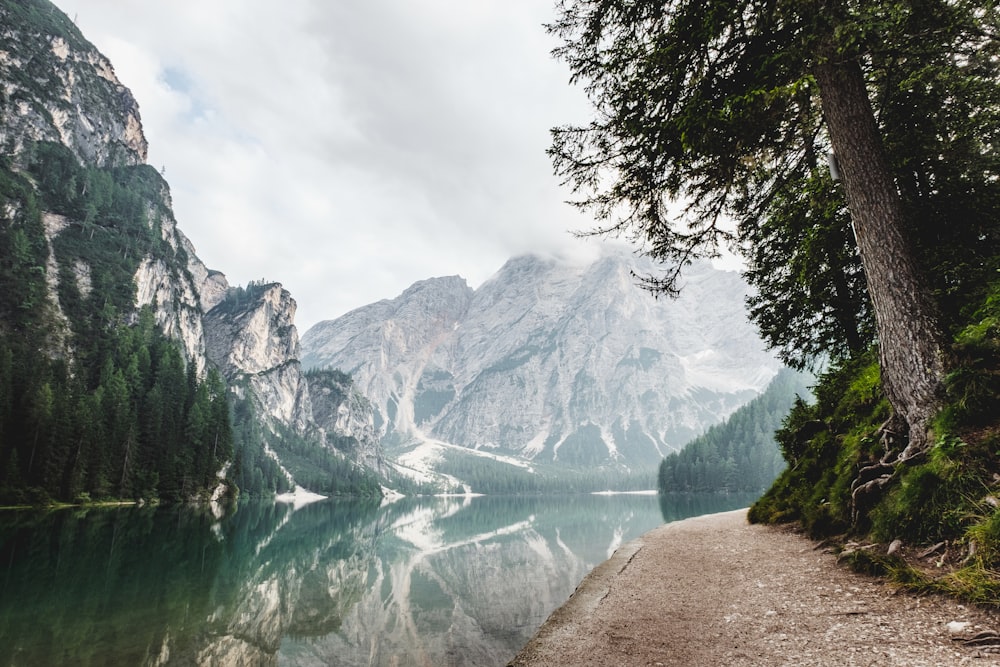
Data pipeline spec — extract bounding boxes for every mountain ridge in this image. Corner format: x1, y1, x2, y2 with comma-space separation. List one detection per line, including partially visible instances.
302, 248, 781, 479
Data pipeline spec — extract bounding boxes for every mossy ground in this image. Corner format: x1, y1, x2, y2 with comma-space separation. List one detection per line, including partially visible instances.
750, 282, 1000, 605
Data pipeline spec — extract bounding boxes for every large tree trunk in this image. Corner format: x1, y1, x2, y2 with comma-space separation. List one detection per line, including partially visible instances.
813, 56, 948, 461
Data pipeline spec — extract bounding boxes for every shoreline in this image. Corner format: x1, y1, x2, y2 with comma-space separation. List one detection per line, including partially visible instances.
509, 509, 1000, 666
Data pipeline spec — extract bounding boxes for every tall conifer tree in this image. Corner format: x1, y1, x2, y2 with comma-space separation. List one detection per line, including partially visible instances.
547, 0, 999, 491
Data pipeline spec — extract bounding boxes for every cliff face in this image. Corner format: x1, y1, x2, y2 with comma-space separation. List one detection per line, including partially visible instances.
301, 276, 475, 440
132, 199, 219, 375
306, 370, 385, 474
204, 283, 311, 432
0, 4, 146, 166
302, 250, 781, 472
0, 0, 382, 496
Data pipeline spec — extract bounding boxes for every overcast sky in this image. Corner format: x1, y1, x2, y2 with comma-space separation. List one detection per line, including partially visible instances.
46, 0, 629, 331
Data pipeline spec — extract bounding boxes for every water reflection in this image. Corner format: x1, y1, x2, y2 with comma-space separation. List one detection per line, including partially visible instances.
0, 492, 755, 666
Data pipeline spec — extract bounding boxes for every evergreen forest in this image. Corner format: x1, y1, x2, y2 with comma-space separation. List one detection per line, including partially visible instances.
658, 369, 812, 494
0, 142, 231, 504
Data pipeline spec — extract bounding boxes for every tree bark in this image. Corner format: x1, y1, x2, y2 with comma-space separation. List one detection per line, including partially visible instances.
813, 55, 947, 458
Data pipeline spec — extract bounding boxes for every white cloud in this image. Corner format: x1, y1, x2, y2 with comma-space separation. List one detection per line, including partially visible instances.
52, 0, 597, 330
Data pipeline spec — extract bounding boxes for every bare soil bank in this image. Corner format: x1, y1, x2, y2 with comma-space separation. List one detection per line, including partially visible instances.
509, 509, 1000, 666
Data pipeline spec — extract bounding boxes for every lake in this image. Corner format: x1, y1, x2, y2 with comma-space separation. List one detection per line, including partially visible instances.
0, 492, 756, 666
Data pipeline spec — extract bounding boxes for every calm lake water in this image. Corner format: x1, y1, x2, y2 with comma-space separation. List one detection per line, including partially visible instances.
0, 492, 756, 666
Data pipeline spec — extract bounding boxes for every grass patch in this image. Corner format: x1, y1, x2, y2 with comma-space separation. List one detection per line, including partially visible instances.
751, 281, 1000, 605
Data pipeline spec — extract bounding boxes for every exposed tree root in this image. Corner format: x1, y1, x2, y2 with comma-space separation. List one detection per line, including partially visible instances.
849, 415, 927, 523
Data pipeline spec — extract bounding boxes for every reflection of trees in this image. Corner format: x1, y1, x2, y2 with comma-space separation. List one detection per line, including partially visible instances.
0, 505, 225, 666
0, 499, 383, 666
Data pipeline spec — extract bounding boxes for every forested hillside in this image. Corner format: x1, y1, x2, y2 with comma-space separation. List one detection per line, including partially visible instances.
0, 140, 318, 504
0, 142, 233, 504
658, 369, 812, 494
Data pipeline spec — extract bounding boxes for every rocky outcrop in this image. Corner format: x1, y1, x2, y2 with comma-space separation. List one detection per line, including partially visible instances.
302, 249, 782, 469
37, 210, 73, 358
133, 212, 217, 375
301, 276, 474, 441
201, 284, 385, 470
306, 370, 385, 473
205, 284, 299, 377
0, 6, 146, 166
204, 283, 312, 432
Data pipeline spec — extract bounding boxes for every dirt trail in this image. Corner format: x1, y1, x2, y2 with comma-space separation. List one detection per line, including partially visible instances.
509, 509, 1000, 666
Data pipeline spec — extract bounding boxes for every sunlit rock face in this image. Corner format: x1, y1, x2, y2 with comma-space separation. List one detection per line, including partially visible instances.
0, 10, 147, 166
207, 285, 300, 376
133, 250, 214, 377
204, 284, 314, 433
301, 248, 781, 468
200, 284, 386, 468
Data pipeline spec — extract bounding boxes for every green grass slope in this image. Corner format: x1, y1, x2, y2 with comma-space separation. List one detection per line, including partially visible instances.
750, 282, 1000, 604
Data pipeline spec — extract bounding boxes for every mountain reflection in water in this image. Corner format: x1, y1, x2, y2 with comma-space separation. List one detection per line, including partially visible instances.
0, 492, 756, 666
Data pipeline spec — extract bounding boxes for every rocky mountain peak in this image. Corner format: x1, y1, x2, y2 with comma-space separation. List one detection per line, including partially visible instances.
0, 3, 147, 166
205, 283, 299, 376
301, 247, 781, 472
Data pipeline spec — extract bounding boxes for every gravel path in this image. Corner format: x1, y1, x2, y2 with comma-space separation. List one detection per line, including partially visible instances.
508, 509, 1000, 666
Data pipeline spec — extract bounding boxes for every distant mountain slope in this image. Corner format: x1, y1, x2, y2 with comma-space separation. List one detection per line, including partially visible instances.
302, 249, 782, 472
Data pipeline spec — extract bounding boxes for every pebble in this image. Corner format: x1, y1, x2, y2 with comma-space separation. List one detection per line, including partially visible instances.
948, 621, 972, 635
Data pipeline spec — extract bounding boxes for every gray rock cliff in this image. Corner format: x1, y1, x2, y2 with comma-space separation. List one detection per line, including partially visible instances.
0, 7, 146, 166
301, 248, 781, 471
305, 369, 385, 475
205, 284, 311, 430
